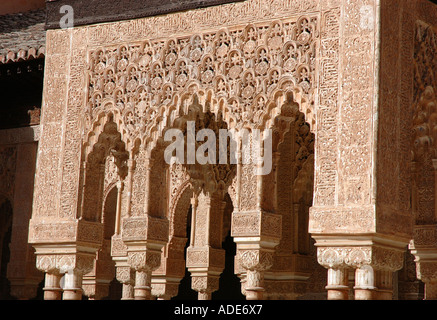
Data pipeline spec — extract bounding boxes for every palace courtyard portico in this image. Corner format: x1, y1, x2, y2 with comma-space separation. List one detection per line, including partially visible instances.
1, 0, 437, 300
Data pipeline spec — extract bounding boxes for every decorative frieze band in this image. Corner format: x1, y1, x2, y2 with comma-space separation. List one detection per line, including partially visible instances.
231, 210, 282, 239
122, 216, 169, 243
186, 247, 225, 269
29, 220, 103, 245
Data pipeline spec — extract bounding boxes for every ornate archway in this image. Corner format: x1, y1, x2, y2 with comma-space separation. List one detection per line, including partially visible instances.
36, 14, 319, 301
29, 0, 437, 301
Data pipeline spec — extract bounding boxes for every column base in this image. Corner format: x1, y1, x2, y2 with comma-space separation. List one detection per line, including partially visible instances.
63, 289, 83, 300
245, 287, 264, 300
326, 285, 349, 300
354, 287, 376, 300
43, 288, 62, 300
134, 286, 152, 300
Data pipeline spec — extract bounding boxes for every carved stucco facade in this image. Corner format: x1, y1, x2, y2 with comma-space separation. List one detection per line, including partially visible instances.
20, 0, 437, 300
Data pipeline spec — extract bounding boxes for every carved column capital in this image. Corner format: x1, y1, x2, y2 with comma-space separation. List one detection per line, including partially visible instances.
235, 248, 275, 300
127, 250, 161, 272
316, 240, 406, 300
36, 255, 59, 274
237, 249, 274, 272
35, 252, 95, 275
232, 209, 280, 300
317, 247, 349, 269
317, 245, 404, 272
116, 266, 135, 285
191, 275, 220, 294
409, 246, 437, 300
151, 281, 180, 300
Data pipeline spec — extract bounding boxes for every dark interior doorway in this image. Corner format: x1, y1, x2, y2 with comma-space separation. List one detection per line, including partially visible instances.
212, 232, 244, 300
172, 197, 244, 300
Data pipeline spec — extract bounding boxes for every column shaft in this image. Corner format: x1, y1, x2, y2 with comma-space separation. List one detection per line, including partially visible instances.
122, 283, 135, 300
354, 266, 376, 300
63, 271, 83, 300
43, 273, 62, 300
245, 269, 264, 300
326, 268, 349, 300
134, 270, 152, 300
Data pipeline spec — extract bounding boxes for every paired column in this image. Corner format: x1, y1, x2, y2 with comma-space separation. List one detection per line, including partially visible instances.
316, 245, 404, 300
34, 252, 96, 300
43, 272, 63, 300
63, 270, 84, 300
326, 267, 349, 300
30, 220, 102, 300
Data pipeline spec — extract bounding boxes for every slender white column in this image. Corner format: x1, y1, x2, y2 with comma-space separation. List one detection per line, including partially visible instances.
43, 273, 62, 300
326, 268, 349, 300
63, 270, 83, 300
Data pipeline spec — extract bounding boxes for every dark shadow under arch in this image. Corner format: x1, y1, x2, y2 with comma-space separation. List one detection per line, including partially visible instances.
0, 199, 13, 299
